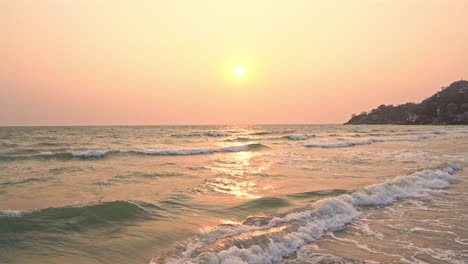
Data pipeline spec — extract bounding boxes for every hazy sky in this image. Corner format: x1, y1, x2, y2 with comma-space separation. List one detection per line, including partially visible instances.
1, 0, 467, 125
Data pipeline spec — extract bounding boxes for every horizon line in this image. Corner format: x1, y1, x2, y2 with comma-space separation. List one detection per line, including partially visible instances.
0, 123, 344, 127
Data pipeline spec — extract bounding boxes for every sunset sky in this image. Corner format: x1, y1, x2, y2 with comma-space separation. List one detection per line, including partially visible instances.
1, 0, 467, 126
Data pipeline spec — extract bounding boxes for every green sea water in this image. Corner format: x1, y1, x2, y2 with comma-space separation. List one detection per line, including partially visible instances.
1, 125, 467, 264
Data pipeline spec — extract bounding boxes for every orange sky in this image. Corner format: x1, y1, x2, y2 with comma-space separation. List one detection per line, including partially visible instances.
1, 0, 467, 125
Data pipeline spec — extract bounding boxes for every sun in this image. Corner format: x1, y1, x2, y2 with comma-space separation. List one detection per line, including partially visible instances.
233, 65, 247, 77
224, 60, 252, 84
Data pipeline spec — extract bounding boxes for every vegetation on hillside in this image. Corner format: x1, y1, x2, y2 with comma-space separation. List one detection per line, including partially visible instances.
346, 80, 468, 125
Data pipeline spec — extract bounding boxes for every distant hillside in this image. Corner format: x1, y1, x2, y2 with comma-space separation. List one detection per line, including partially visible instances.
345, 80, 468, 125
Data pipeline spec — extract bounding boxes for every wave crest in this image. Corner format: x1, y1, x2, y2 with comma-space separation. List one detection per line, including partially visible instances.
207, 132, 229, 137
0, 200, 162, 234
71, 149, 117, 158
134, 144, 268, 156
303, 136, 429, 148
160, 164, 462, 264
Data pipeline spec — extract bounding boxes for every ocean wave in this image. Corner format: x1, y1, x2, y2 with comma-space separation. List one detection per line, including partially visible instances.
249, 131, 272, 136
249, 130, 299, 136
171, 133, 202, 138
0, 144, 269, 161
134, 144, 268, 156
0, 143, 20, 148
0, 177, 50, 186
0, 149, 118, 161
303, 136, 429, 148
358, 149, 464, 163
285, 135, 310, 140
231, 197, 291, 212
207, 132, 229, 137
303, 139, 376, 148
71, 149, 117, 158
160, 164, 462, 264
0, 209, 31, 218
35, 142, 70, 147
0, 148, 39, 156
287, 189, 349, 199
0, 154, 49, 161
0, 200, 162, 233
295, 251, 373, 264
223, 137, 255, 142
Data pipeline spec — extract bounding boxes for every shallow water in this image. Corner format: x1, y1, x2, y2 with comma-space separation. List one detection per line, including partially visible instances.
0, 125, 467, 264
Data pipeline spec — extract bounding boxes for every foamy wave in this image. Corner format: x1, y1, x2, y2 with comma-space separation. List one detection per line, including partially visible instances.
355, 129, 373, 133
304, 139, 375, 148
0, 209, 31, 218
296, 250, 376, 264
134, 144, 267, 156
303, 136, 429, 148
161, 164, 462, 264
39, 151, 55, 156
358, 149, 464, 163
207, 132, 229, 137
71, 149, 117, 158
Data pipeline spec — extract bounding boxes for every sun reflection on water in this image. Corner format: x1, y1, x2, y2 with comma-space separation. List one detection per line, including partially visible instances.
200, 224, 291, 252
202, 150, 271, 199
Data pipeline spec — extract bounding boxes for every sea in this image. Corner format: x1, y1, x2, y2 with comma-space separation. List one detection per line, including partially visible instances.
0, 125, 467, 264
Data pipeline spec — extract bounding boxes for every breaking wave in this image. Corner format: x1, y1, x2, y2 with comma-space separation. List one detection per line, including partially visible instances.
159, 164, 462, 264
71, 149, 118, 158
0, 150, 117, 161
284, 135, 310, 140
134, 144, 269, 156
0, 144, 270, 161
303, 136, 429, 148
304, 139, 376, 148
0, 209, 31, 218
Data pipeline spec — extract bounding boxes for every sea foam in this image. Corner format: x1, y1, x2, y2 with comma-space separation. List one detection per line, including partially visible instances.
71, 149, 117, 158
303, 136, 429, 148
161, 164, 462, 264
303, 139, 376, 148
0, 209, 31, 218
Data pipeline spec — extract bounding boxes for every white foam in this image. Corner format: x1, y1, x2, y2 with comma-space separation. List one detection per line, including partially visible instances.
357, 222, 385, 240
162, 164, 462, 264
71, 149, 116, 158
296, 251, 380, 264
134, 145, 252, 156
0, 209, 30, 218
404, 242, 466, 264
303, 136, 429, 148
207, 132, 229, 137
303, 139, 376, 148
355, 129, 373, 133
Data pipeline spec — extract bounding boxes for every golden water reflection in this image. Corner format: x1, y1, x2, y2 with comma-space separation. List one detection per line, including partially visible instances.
205, 150, 272, 199
202, 224, 291, 252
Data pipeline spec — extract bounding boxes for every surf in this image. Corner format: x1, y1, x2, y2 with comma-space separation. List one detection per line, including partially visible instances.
159, 164, 462, 264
